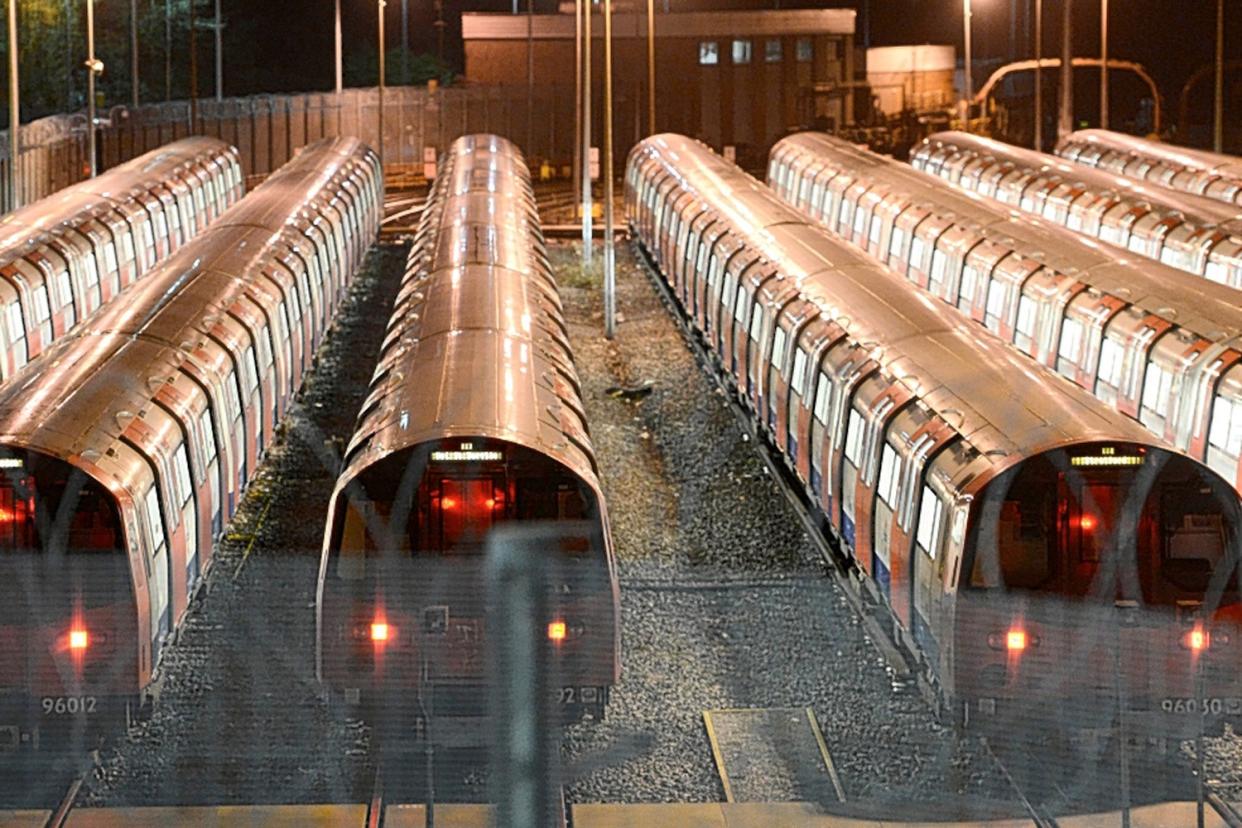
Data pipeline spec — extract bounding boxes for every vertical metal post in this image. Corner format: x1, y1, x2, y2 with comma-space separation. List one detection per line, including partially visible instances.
581, 0, 592, 265
400, 0, 409, 85
214, 0, 223, 101
963, 0, 973, 125
1214, 0, 1225, 152
164, 0, 172, 102
646, 0, 655, 135
7, 0, 19, 210
66, 0, 74, 111
1034, 0, 1043, 149
131, 0, 140, 109
603, 0, 615, 339
526, 0, 533, 157
190, 0, 198, 131
1099, 0, 1107, 129
378, 0, 386, 169
335, 0, 343, 94
573, 0, 582, 220
86, 0, 97, 177
1058, 0, 1073, 140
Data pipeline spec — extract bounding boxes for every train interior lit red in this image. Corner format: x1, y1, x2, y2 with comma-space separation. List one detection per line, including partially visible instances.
0, 451, 137, 742
956, 442, 1242, 732
322, 438, 613, 722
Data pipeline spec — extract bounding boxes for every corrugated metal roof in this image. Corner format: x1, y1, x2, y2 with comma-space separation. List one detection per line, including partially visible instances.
462, 8, 854, 41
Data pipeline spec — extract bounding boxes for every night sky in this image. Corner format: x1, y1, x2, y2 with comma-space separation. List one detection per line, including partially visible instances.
230, 0, 1236, 111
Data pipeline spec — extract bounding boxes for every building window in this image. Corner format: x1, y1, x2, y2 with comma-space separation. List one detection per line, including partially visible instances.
796, 37, 813, 62
732, 39, 752, 64
699, 41, 719, 65
765, 38, 782, 63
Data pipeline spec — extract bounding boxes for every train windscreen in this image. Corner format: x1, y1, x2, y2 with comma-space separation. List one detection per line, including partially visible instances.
966, 444, 1240, 609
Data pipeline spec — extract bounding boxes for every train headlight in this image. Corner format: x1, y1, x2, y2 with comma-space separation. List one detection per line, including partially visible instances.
370, 622, 391, 643
68, 629, 89, 651
548, 620, 567, 643
987, 627, 1038, 651
1180, 626, 1227, 651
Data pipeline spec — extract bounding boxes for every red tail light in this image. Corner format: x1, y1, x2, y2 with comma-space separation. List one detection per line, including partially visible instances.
988, 627, 1038, 651
1180, 626, 1228, 651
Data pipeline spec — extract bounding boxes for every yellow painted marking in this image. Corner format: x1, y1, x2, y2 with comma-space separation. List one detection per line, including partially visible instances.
701, 710, 736, 803
805, 706, 847, 804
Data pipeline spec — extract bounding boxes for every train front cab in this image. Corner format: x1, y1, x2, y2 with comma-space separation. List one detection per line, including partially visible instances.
321, 438, 618, 737
951, 442, 1242, 738
0, 451, 139, 748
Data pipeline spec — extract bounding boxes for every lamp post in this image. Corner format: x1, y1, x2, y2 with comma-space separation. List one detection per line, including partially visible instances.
1034, 0, 1043, 149
334, 0, 343, 94
1099, 0, 1108, 129
1058, 0, 1073, 140
401, 0, 409, 85
378, 0, 386, 170
963, 0, 973, 125
646, 0, 655, 134
1214, 0, 1225, 152
164, 0, 172, 102
573, 0, 582, 222
581, 0, 592, 266
214, 0, 223, 101
7, 0, 18, 210
603, 0, 615, 339
86, 0, 100, 177
130, 0, 139, 108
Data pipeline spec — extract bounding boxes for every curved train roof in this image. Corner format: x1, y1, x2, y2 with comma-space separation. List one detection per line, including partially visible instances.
636, 134, 1165, 471
772, 132, 1242, 345
1061, 129, 1242, 180
921, 131, 1242, 236
0, 137, 375, 461
335, 133, 602, 499
0, 136, 237, 255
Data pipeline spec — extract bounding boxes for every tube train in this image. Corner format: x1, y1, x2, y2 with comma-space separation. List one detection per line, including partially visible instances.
1057, 129, 1242, 207
318, 134, 619, 738
0, 137, 243, 381
0, 138, 381, 748
628, 134, 1242, 736
768, 132, 1242, 493
912, 132, 1242, 288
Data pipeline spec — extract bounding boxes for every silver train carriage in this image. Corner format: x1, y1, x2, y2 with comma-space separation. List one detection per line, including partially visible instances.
318, 134, 619, 733
628, 133, 1242, 735
912, 132, 1242, 289
0, 137, 244, 381
0, 137, 380, 746
769, 132, 1242, 493
1057, 129, 1242, 207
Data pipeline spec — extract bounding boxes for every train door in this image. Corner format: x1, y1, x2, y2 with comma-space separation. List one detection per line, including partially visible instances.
172, 444, 198, 588
199, 408, 223, 537
142, 484, 171, 665
872, 439, 903, 599
911, 478, 951, 664
840, 403, 867, 548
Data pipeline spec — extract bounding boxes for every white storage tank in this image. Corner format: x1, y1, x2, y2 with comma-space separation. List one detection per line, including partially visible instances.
866, 45, 956, 116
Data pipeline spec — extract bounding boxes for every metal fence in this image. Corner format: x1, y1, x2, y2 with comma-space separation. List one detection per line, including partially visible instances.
0, 84, 608, 211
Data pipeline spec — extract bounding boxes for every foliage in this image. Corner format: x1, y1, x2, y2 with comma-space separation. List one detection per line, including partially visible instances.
344, 46, 455, 89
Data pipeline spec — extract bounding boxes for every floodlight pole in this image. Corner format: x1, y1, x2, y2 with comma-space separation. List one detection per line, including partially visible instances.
1214, 0, 1225, 152
1099, 0, 1108, 129
1034, 0, 1043, 149
86, 0, 98, 177
581, 0, 593, 265
7, 0, 19, 210
603, 0, 615, 339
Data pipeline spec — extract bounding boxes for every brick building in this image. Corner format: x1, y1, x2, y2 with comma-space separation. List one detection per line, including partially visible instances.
461, 4, 856, 168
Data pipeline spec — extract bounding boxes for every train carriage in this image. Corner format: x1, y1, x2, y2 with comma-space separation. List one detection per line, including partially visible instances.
912, 132, 1242, 288
317, 134, 619, 737
629, 134, 1242, 736
768, 132, 1242, 495
1057, 129, 1242, 207
0, 138, 380, 749
0, 137, 243, 382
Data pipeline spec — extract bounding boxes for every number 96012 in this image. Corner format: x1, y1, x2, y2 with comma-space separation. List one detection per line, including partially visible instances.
40, 696, 97, 715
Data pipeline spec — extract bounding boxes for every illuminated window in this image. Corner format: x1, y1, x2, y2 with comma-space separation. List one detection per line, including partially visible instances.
732, 40, 752, 64
1097, 336, 1125, 388
698, 41, 719, 65
765, 39, 782, 63
1058, 317, 1084, 363
1015, 295, 1037, 340
1141, 360, 1173, 418
1209, 394, 1242, 457
915, 486, 944, 559
877, 443, 902, 507
843, 407, 866, 466
796, 37, 813, 62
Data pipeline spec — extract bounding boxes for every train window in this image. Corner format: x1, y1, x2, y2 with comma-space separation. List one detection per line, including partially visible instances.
1096, 337, 1125, 388
915, 486, 945, 559
57, 271, 75, 327
1209, 394, 1242, 458
243, 346, 260, 397
813, 372, 832, 425
837, 199, 853, 234
173, 444, 193, 508
868, 215, 882, 248
34, 284, 50, 326
698, 41, 719, 65
765, 38, 782, 63
748, 303, 763, 343
1205, 257, 1230, 284
983, 280, 1006, 332
852, 207, 867, 238
1141, 360, 1173, 418
258, 326, 274, 370
796, 37, 812, 62
770, 327, 786, 369
843, 407, 866, 466
1058, 317, 1084, 363
887, 227, 905, 265
6, 302, 26, 368
144, 485, 166, 553
1015, 295, 1037, 340
909, 236, 927, 271
103, 241, 119, 278
929, 250, 949, 295
199, 409, 219, 464
957, 264, 980, 308
226, 370, 242, 422
876, 443, 902, 507
140, 221, 157, 267
167, 205, 183, 246
791, 348, 809, 395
